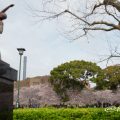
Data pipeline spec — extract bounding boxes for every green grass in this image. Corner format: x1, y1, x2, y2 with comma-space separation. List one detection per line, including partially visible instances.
13, 108, 120, 120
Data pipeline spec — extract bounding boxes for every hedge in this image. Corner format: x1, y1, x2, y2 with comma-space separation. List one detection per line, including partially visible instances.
13, 108, 120, 120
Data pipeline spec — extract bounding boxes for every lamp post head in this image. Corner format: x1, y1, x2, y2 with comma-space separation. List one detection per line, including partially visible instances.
17, 48, 26, 55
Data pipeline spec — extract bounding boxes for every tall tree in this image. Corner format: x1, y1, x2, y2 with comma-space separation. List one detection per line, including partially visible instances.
95, 64, 120, 90
50, 60, 102, 101
104, 65, 120, 90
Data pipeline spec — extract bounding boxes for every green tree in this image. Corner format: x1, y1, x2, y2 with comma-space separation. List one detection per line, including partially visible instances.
104, 65, 120, 90
94, 72, 109, 90
50, 60, 102, 101
95, 65, 120, 90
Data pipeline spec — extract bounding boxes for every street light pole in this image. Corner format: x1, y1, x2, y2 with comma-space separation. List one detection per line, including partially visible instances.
16, 48, 26, 108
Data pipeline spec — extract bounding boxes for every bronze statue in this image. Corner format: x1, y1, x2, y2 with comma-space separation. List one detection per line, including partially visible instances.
0, 4, 14, 34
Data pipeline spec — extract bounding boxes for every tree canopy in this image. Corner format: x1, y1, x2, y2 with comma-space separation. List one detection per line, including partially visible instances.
104, 65, 120, 90
50, 60, 102, 101
94, 64, 120, 90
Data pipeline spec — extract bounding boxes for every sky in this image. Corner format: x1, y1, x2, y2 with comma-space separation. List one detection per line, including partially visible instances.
0, 0, 120, 79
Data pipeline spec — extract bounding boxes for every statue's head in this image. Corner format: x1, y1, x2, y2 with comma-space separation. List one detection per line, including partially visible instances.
0, 13, 7, 20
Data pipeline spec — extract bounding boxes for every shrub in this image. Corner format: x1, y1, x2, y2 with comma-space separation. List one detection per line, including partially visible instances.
13, 108, 120, 120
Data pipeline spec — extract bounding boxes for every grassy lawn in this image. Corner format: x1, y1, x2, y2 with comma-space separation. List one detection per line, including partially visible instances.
13, 107, 120, 120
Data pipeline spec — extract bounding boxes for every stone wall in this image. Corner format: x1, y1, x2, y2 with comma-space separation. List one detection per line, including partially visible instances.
14, 79, 30, 88
30, 76, 49, 86
14, 76, 50, 89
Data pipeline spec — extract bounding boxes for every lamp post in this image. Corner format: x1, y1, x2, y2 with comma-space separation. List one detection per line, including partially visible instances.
16, 48, 26, 108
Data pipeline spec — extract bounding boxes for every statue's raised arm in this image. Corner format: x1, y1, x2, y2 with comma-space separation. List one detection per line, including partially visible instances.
1, 4, 14, 13
0, 4, 14, 34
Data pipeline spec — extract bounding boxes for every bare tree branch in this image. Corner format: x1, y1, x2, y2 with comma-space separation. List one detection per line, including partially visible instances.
30, 0, 120, 38
105, 5, 120, 22
104, 0, 120, 12
97, 44, 120, 66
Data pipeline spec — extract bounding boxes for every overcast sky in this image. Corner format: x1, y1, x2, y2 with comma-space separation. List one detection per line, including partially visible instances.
0, 0, 120, 79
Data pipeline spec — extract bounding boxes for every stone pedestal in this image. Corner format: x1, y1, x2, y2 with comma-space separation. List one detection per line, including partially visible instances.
0, 60, 17, 120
